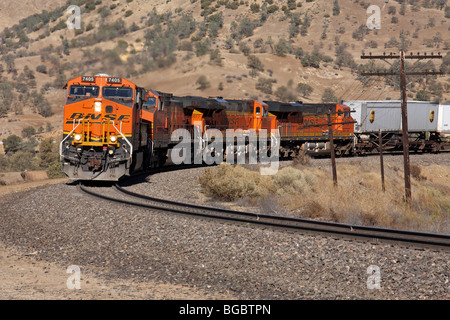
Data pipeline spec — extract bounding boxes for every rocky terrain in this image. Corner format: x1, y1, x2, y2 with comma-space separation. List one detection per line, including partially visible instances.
0, 154, 448, 300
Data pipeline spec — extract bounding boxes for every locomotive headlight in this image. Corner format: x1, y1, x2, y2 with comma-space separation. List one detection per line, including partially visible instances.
94, 101, 102, 113
110, 135, 117, 143
74, 134, 82, 141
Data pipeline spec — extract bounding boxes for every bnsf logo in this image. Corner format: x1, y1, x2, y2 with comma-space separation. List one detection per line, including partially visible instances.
68, 113, 131, 121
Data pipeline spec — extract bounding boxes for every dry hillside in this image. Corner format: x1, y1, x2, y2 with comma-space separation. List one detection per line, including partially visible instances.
0, 0, 448, 141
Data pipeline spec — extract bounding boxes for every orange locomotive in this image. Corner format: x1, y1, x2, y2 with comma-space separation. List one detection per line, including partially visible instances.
264, 101, 354, 157
60, 75, 277, 180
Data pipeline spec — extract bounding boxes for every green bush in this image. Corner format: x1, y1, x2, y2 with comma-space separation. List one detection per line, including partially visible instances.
3, 134, 22, 154
47, 159, 65, 178
296, 83, 313, 97
247, 55, 264, 72
321, 87, 338, 103
8, 151, 38, 171
196, 75, 210, 90
273, 38, 291, 57
21, 126, 36, 138
255, 78, 273, 94
301, 53, 320, 68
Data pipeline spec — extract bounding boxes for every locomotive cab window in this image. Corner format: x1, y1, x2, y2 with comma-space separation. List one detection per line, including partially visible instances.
143, 97, 157, 110
67, 85, 99, 103
255, 107, 261, 115
102, 86, 134, 107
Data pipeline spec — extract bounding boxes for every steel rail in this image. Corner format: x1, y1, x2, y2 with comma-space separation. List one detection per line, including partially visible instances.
78, 182, 450, 251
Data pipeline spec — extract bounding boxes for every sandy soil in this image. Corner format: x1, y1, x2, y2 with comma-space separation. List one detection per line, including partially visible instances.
0, 242, 232, 299
0, 178, 234, 300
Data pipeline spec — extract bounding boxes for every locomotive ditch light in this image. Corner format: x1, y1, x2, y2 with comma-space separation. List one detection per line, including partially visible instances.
74, 134, 82, 142
94, 101, 102, 113
110, 135, 117, 143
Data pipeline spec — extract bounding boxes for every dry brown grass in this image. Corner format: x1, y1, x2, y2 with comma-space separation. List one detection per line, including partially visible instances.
198, 162, 450, 233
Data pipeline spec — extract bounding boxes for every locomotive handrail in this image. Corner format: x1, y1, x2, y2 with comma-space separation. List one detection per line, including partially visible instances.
111, 120, 133, 160
59, 119, 82, 159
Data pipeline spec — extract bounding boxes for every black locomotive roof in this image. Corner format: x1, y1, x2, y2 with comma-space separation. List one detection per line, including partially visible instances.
264, 101, 303, 112
265, 101, 336, 114
172, 96, 228, 110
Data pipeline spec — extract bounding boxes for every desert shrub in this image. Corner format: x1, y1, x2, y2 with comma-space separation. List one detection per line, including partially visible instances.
415, 89, 430, 101
301, 53, 321, 68
267, 5, 279, 13
247, 55, 264, 72
335, 49, 357, 69
3, 134, 22, 154
255, 77, 273, 94
273, 38, 291, 57
196, 75, 210, 90
296, 83, 313, 97
8, 151, 38, 171
274, 85, 297, 102
321, 87, 338, 103
410, 164, 426, 181
199, 164, 272, 201
47, 159, 65, 178
21, 126, 36, 138
209, 49, 222, 66
36, 65, 47, 74
195, 40, 210, 57
199, 164, 317, 201
272, 167, 317, 195
231, 17, 260, 40
250, 3, 260, 13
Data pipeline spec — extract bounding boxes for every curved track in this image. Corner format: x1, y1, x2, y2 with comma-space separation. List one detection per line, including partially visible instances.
78, 178, 450, 251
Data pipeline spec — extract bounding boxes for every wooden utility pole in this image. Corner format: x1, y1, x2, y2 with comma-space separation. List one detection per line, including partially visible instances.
327, 108, 338, 187
378, 129, 385, 193
299, 109, 355, 187
360, 50, 442, 202
399, 50, 411, 200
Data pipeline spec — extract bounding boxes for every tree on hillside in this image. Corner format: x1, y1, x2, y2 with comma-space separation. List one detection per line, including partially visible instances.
297, 83, 314, 97
333, 0, 340, 16
196, 75, 210, 90
21, 126, 36, 138
247, 55, 265, 73
3, 135, 22, 155
255, 78, 273, 95
39, 137, 59, 168
321, 88, 338, 103
2, 54, 16, 74
415, 89, 430, 101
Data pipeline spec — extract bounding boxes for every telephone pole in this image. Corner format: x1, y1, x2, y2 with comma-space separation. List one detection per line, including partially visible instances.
327, 107, 338, 187
360, 50, 443, 202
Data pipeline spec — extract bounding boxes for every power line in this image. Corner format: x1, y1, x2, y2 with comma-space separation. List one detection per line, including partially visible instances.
359, 50, 443, 202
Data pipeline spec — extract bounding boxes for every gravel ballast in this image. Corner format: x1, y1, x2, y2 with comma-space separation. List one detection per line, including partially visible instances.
0, 154, 449, 299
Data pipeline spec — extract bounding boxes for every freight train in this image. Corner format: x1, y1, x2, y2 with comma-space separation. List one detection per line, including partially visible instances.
60, 74, 354, 180
60, 74, 448, 181
344, 100, 450, 155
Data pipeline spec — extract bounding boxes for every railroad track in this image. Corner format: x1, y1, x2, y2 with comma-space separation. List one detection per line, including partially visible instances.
78, 180, 450, 251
